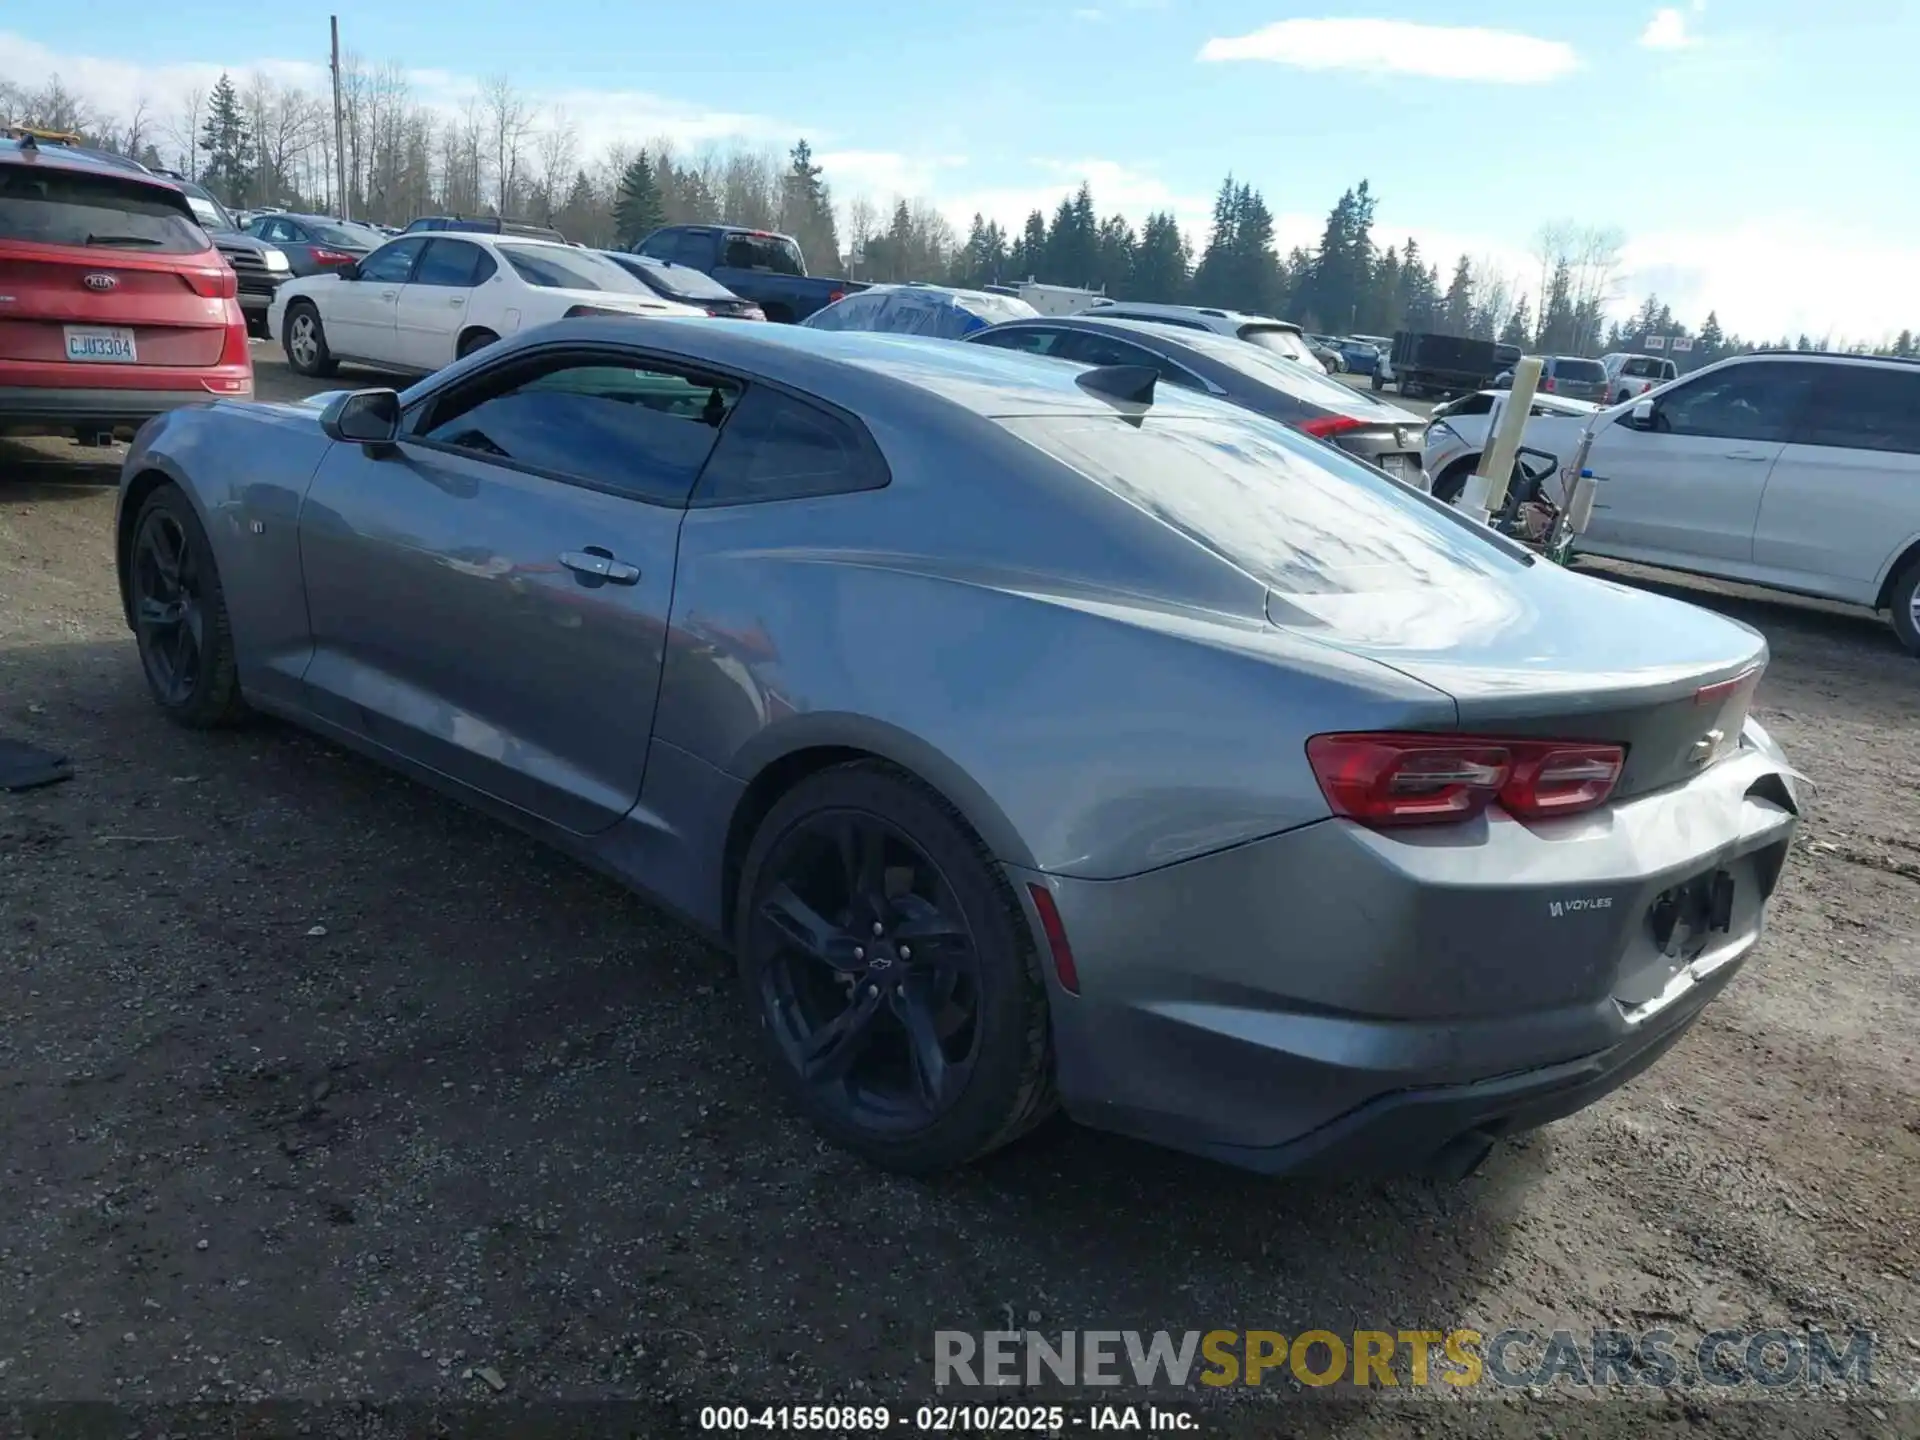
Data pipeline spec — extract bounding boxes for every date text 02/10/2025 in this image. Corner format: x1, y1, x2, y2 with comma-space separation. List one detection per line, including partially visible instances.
697, 1403, 1202, 1431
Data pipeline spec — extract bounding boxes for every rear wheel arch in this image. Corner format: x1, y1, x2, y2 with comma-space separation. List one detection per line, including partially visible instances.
1873, 533, 1920, 610
719, 726, 1032, 943
761, 302, 795, 325
1432, 454, 1480, 504
457, 326, 500, 358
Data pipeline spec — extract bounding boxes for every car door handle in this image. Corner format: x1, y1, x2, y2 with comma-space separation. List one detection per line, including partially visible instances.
1724, 449, 1773, 462
560, 548, 641, 585
448, 296, 465, 306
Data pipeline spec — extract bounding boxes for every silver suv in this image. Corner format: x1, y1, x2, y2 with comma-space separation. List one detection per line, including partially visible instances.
1520, 352, 1920, 652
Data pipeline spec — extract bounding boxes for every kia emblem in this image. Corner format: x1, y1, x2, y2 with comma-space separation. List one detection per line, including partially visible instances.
83, 272, 118, 292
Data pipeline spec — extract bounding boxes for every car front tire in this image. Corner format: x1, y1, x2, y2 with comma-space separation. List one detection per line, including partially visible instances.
735, 760, 1056, 1173
1889, 556, 1920, 655
283, 302, 337, 377
127, 485, 249, 728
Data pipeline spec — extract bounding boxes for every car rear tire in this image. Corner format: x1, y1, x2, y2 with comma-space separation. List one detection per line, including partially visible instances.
283, 302, 337, 378
1889, 556, 1920, 655
735, 760, 1056, 1173
457, 329, 499, 360
127, 485, 249, 728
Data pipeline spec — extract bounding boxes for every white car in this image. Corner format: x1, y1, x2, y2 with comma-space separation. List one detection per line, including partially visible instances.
1421, 388, 1601, 500
1075, 302, 1325, 369
269, 232, 706, 378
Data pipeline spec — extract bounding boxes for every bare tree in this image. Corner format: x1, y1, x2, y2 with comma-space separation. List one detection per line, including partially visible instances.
1567, 223, 1626, 322
1471, 253, 1519, 339
1529, 220, 1572, 323
482, 73, 534, 216
531, 105, 578, 221
167, 84, 206, 179
843, 195, 879, 276
119, 95, 154, 161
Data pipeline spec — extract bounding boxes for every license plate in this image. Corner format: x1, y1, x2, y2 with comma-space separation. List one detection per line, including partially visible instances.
65, 326, 137, 363
1381, 454, 1414, 479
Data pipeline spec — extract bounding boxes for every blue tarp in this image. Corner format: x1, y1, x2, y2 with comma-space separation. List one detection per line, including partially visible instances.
801, 285, 1040, 339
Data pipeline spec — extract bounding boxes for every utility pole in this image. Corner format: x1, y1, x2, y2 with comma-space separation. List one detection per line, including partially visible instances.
330, 16, 349, 220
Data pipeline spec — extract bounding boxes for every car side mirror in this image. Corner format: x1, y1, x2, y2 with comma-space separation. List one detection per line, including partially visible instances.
1629, 398, 1656, 429
320, 388, 401, 449
337, 261, 360, 281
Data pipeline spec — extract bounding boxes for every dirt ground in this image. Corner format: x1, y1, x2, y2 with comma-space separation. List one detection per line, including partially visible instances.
1, 355, 1915, 1439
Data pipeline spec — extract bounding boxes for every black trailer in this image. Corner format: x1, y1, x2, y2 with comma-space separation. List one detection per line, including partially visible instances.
1376, 332, 1501, 399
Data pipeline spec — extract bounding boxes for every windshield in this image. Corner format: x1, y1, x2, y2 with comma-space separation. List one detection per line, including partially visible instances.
0, 166, 207, 252
179, 183, 236, 232
719, 232, 805, 275
1236, 325, 1316, 363
502, 244, 648, 292
1002, 413, 1517, 598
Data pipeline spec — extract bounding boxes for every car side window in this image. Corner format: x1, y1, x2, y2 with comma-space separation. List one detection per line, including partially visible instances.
691, 385, 889, 507
358, 237, 426, 285
972, 327, 1069, 356
1652, 363, 1818, 444
1795, 367, 1920, 455
470, 248, 498, 285
635, 230, 675, 260
412, 354, 743, 505
409, 238, 478, 287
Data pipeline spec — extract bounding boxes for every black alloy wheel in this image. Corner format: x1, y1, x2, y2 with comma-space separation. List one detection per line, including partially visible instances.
128, 488, 246, 727
737, 762, 1055, 1172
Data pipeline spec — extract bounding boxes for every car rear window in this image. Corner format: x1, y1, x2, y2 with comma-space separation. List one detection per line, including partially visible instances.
1001, 413, 1519, 597
1554, 358, 1607, 382
0, 166, 207, 253
502, 244, 648, 293
622, 255, 737, 301
1173, 328, 1405, 411
310, 220, 385, 249
1238, 324, 1315, 363
719, 232, 805, 275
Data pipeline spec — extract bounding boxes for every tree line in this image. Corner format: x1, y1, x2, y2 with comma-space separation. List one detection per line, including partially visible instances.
6, 65, 1915, 362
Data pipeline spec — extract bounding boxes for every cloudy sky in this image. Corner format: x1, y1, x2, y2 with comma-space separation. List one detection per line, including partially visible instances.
5, 1, 1914, 341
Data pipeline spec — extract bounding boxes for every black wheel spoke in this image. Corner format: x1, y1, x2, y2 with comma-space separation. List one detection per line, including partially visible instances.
891, 900, 966, 945
136, 596, 179, 627
799, 986, 884, 1083
892, 983, 951, 1113
761, 883, 863, 973
835, 816, 887, 914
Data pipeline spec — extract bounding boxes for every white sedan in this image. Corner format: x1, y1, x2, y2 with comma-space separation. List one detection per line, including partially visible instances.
268, 232, 706, 378
1421, 388, 1602, 501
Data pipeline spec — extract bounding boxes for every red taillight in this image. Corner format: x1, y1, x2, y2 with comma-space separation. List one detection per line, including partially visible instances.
1306, 733, 1625, 827
1026, 884, 1080, 995
310, 248, 356, 266
1298, 414, 1366, 440
827, 289, 845, 304
183, 266, 237, 301
1540, 376, 1556, 393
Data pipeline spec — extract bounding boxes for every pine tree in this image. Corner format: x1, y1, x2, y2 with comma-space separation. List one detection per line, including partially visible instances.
1092, 213, 1136, 298
1895, 328, 1915, 359
1441, 255, 1474, 336
780, 140, 841, 274
1013, 210, 1047, 280
1131, 211, 1189, 303
613, 153, 666, 248
1697, 310, 1725, 361
1191, 175, 1241, 308
197, 73, 253, 206
1499, 297, 1532, 349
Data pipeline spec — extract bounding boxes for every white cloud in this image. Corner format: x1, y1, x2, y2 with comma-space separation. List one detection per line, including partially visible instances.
933, 157, 1217, 250
815, 150, 968, 200
0, 30, 798, 166
1198, 18, 1579, 84
1639, 8, 1697, 50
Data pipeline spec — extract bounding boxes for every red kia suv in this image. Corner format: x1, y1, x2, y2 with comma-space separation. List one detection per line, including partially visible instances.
0, 133, 251, 443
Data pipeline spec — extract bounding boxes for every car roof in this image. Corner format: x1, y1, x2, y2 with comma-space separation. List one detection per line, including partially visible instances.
0, 136, 177, 187
475, 316, 1228, 423
1089, 301, 1301, 329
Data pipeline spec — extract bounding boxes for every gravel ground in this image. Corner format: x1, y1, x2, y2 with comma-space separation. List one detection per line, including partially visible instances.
1, 355, 1915, 1439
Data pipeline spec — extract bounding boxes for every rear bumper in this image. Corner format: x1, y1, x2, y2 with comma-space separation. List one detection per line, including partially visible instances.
0, 385, 229, 430
1014, 731, 1801, 1176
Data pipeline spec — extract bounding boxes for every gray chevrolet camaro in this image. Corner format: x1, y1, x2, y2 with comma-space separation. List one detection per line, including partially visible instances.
113, 318, 1803, 1179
